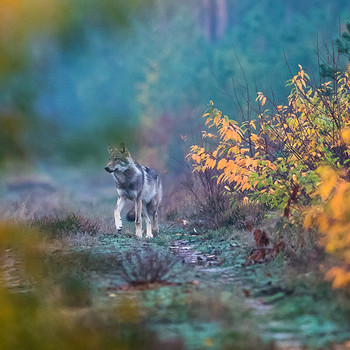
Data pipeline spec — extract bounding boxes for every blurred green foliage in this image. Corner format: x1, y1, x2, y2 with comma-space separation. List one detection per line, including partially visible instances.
0, 220, 161, 349
0, 0, 151, 167
0, 0, 349, 168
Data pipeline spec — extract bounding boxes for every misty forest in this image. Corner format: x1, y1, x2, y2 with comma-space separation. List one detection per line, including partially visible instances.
2, 1, 350, 349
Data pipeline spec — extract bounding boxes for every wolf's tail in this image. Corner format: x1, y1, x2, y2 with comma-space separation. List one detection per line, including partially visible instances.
126, 209, 135, 222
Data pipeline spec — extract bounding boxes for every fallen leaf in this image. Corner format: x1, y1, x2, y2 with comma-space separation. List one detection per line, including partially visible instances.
253, 229, 270, 247
242, 288, 250, 297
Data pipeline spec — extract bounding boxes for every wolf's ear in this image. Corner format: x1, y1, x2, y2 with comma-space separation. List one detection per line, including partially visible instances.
107, 144, 114, 154
120, 143, 130, 157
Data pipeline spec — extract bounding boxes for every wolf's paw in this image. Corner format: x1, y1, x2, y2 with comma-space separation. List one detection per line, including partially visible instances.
152, 228, 159, 237
117, 228, 122, 234
135, 228, 143, 238
146, 234, 153, 239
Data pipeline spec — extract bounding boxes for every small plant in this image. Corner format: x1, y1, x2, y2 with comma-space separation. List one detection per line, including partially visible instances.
33, 213, 100, 238
180, 166, 234, 228
120, 246, 178, 285
230, 195, 265, 229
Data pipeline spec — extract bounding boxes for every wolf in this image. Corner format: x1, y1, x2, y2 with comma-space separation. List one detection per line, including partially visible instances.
104, 144, 162, 238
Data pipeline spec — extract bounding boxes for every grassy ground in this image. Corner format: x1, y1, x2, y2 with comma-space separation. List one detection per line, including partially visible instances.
1, 167, 350, 349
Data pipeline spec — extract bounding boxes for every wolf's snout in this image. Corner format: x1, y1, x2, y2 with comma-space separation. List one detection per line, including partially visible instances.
105, 166, 113, 173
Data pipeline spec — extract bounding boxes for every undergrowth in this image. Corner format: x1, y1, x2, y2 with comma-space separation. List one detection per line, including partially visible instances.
120, 245, 179, 284
33, 213, 101, 238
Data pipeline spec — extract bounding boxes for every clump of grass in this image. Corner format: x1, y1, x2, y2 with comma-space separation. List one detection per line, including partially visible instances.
120, 246, 178, 285
33, 213, 100, 238
260, 213, 322, 268
177, 168, 232, 228
178, 168, 266, 230
230, 197, 265, 230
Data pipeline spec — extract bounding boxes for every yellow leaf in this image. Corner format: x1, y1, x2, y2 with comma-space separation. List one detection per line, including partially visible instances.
330, 182, 349, 221
341, 128, 350, 144
250, 120, 256, 130
241, 182, 251, 191
217, 158, 227, 170
326, 267, 350, 289
251, 134, 258, 143
303, 206, 322, 229
317, 166, 338, 201
252, 159, 259, 168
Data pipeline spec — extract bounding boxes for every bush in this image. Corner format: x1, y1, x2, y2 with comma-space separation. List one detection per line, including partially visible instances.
120, 245, 178, 285
182, 167, 233, 228
187, 67, 350, 217
33, 213, 100, 238
230, 196, 265, 229
304, 166, 350, 288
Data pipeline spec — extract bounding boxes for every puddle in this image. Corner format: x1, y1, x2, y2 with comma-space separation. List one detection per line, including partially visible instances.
1, 249, 32, 292
169, 239, 221, 266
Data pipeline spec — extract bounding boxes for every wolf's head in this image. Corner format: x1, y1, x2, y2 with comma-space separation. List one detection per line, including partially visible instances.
105, 144, 131, 173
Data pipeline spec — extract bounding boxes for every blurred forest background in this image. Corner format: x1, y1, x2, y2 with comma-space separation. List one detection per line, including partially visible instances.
0, 0, 349, 174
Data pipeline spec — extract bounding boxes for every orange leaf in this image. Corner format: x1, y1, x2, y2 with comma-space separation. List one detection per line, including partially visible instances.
217, 158, 227, 170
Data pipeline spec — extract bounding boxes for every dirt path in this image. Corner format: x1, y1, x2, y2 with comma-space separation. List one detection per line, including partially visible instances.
168, 238, 305, 350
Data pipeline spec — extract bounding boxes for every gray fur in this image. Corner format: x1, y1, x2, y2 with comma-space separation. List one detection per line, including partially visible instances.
105, 145, 162, 238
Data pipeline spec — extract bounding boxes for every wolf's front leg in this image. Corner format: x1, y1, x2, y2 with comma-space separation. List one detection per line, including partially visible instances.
114, 197, 125, 233
135, 198, 143, 238
143, 204, 153, 238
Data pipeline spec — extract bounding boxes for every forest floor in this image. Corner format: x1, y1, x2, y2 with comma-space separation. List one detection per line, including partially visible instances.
1, 165, 350, 349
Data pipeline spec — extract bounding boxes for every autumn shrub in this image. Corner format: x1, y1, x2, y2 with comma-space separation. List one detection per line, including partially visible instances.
187, 64, 350, 283
120, 245, 178, 285
304, 166, 350, 289
187, 67, 350, 218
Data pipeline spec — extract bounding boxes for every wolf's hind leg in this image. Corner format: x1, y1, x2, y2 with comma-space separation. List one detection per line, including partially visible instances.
135, 198, 143, 238
114, 197, 125, 233
151, 202, 160, 237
